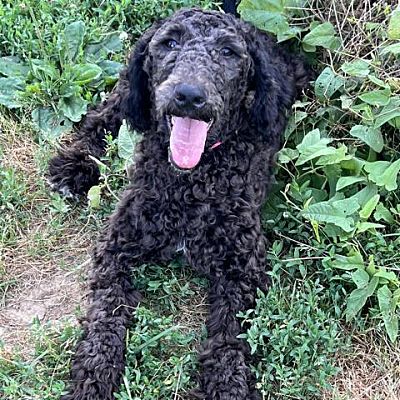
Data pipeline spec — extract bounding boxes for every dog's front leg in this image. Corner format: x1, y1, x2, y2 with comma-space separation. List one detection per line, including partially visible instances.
61, 248, 139, 400
188, 222, 267, 400
61, 188, 176, 400
48, 75, 129, 198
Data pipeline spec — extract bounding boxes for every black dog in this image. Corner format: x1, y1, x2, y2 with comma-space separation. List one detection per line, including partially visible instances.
49, 7, 308, 400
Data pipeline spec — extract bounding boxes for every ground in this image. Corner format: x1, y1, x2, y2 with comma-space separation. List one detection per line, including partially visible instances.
0, 116, 86, 353
1, 114, 399, 400
1, 0, 400, 398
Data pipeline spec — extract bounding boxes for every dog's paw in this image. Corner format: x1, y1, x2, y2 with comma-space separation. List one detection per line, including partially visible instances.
47, 178, 80, 200
47, 151, 100, 198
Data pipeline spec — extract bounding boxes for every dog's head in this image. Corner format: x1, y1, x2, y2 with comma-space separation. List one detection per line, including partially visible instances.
123, 8, 308, 171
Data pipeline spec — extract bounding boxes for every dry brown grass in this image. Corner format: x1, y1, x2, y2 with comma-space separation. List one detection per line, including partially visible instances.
0, 216, 93, 350
1, 116, 34, 160
322, 330, 400, 400
0, 115, 94, 355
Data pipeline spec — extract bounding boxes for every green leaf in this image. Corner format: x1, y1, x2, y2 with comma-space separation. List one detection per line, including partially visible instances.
366, 255, 377, 276
59, 83, 80, 98
58, 95, 88, 122
356, 222, 385, 233
340, 94, 353, 109
276, 26, 303, 43
365, 159, 400, 191
32, 107, 73, 139
377, 285, 398, 342
0, 77, 24, 108
284, 108, 308, 139
364, 161, 389, 182
340, 59, 370, 77
374, 270, 398, 283
118, 120, 140, 161
368, 74, 390, 88
374, 97, 400, 127
302, 42, 316, 52
70, 63, 103, 85
359, 194, 380, 219
316, 145, 350, 165
393, 288, 400, 304
278, 148, 299, 163
349, 125, 384, 153
296, 129, 334, 166
238, 0, 291, 36
350, 103, 375, 124
336, 176, 366, 191
349, 183, 378, 208
380, 42, 400, 56
302, 22, 341, 50
238, 0, 284, 13
84, 33, 123, 62
98, 60, 123, 79
302, 197, 360, 232
331, 251, 364, 270
64, 21, 85, 62
314, 67, 345, 100
341, 157, 366, 175
358, 88, 391, 106
351, 268, 370, 288
0, 56, 29, 77
31, 59, 60, 81
239, 9, 289, 36
388, 116, 400, 129
388, 7, 400, 40
365, 22, 381, 31
87, 185, 101, 209
374, 202, 394, 224
345, 276, 379, 321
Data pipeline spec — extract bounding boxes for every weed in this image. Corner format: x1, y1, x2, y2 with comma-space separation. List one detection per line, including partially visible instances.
239, 0, 400, 344
240, 283, 342, 399
0, 166, 29, 244
0, 319, 81, 400
117, 307, 199, 400
0, 0, 216, 136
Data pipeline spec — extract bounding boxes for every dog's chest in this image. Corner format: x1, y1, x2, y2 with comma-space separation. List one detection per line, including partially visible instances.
176, 239, 187, 254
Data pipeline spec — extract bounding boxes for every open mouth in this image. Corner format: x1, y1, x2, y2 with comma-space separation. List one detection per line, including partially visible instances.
167, 115, 213, 170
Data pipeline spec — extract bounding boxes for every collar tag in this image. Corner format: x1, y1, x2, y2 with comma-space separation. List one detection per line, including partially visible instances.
210, 141, 223, 150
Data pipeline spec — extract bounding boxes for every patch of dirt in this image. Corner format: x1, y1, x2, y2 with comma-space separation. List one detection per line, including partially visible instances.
0, 217, 95, 355
0, 270, 84, 353
0, 115, 93, 355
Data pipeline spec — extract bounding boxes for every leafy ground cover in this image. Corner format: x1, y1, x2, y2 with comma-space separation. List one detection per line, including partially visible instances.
1, 0, 400, 399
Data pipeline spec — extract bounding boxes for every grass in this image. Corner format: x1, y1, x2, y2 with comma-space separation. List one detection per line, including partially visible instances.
322, 331, 400, 400
0, 319, 81, 399
1, 0, 400, 399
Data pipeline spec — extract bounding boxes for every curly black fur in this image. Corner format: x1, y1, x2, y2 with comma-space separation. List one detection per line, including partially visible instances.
49, 8, 308, 400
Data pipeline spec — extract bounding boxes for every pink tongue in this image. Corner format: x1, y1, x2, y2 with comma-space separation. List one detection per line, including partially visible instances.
170, 116, 209, 169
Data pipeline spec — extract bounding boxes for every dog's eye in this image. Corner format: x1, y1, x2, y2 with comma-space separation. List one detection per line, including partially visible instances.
221, 47, 234, 57
164, 39, 179, 49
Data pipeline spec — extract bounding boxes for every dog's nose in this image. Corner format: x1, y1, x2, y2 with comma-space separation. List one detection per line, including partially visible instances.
174, 83, 206, 110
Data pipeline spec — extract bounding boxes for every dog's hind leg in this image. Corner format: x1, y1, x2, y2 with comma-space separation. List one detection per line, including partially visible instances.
48, 75, 129, 198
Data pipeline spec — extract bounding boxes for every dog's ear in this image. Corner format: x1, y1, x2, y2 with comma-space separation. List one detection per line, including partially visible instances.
123, 24, 161, 132
246, 29, 309, 148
